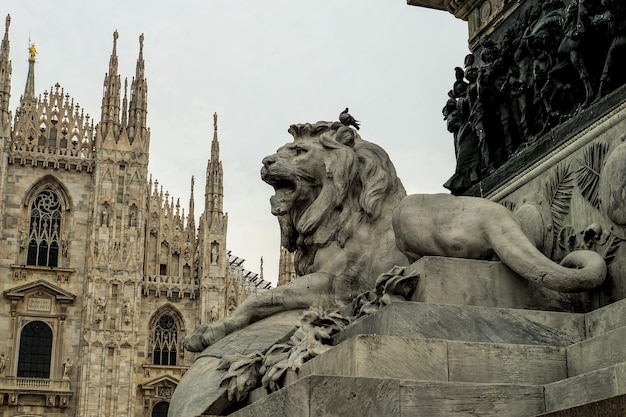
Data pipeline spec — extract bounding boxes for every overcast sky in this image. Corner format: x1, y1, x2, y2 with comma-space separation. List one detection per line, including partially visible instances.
4, 1, 469, 284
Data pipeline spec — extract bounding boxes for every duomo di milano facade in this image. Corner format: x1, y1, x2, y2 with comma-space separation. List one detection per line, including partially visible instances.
0, 15, 296, 417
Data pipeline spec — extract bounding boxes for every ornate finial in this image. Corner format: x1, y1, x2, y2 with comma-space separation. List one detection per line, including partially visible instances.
191, 175, 195, 189
213, 112, 218, 131
5, 14, 9, 32
113, 30, 119, 43
139, 33, 144, 53
260, 257, 264, 279
28, 38, 37, 61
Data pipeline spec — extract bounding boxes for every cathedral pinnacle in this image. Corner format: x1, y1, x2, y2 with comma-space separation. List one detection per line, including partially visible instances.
0, 14, 11, 133
3, 15, 9, 42
1, 15, 10, 66
22, 36, 36, 102
113, 30, 119, 55
188, 176, 196, 233
100, 30, 121, 138
205, 113, 224, 218
127, 32, 147, 143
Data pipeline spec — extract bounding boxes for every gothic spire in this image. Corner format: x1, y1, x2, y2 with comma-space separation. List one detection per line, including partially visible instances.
0, 15, 9, 56
211, 112, 220, 162
0, 15, 12, 131
188, 175, 196, 233
100, 30, 121, 137
205, 112, 224, 218
121, 77, 128, 130
127, 33, 147, 143
21, 36, 37, 103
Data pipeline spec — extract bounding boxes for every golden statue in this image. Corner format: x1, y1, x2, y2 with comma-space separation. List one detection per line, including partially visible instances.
28, 42, 37, 61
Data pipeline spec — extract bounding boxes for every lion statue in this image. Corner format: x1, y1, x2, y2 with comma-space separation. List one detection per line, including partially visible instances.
183, 121, 606, 353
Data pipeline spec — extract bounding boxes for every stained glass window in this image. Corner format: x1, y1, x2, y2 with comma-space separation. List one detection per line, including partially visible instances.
27, 189, 61, 267
153, 315, 177, 366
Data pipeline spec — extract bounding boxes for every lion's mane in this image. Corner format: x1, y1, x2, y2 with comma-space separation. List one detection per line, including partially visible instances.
281, 121, 406, 275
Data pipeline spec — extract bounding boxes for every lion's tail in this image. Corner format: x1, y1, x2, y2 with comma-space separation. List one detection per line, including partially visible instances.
491, 223, 607, 293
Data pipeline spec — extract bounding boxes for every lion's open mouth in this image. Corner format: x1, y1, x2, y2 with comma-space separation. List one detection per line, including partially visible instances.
269, 183, 295, 216
262, 171, 297, 216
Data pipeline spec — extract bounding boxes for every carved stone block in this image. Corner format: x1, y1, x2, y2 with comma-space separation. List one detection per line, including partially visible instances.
406, 256, 592, 312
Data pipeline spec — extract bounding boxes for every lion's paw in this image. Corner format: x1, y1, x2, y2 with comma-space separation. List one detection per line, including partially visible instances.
183, 322, 227, 352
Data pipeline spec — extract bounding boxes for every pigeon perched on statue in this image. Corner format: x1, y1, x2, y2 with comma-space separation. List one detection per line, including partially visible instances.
339, 108, 360, 130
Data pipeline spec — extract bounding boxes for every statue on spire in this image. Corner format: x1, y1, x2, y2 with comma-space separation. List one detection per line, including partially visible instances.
213, 112, 218, 131
28, 39, 37, 61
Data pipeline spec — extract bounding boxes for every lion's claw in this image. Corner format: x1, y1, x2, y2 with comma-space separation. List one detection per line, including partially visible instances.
184, 322, 228, 352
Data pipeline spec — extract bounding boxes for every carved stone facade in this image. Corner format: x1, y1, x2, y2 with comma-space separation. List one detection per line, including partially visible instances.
0, 17, 270, 417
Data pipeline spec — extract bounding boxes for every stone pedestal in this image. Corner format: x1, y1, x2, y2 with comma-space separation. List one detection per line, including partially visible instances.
230, 298, 626, 417
407, 257, 592, 312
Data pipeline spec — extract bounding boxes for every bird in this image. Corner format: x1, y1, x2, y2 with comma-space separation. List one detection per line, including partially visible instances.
339, 108, 360, 130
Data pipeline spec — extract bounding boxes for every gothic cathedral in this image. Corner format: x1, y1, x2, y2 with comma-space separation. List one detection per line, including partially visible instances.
0, 16, 271, 417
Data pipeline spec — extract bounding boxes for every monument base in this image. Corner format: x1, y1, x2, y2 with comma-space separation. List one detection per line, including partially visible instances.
407, 256, 593, 312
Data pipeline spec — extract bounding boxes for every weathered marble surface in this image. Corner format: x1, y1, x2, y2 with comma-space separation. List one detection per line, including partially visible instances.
538, 393, 626, 417
298, 334, 566, 385
336, 301, 585, 347
168, 311, 302, 417
408, 257, 592, 312
231, 375, 545, 417
544, 363, 626, 413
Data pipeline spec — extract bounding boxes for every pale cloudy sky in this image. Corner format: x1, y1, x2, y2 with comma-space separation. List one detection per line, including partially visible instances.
4, 1, 468, 284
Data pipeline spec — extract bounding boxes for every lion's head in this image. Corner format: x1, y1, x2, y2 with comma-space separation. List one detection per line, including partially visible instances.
261, 121, 406, 274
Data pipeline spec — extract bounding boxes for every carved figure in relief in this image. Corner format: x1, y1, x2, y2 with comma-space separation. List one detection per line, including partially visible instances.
183, 121, 606, 352
101, 208, 109, 227
208, 306, 218, 322
210, 243, 219, 265
443, 63, 481, 194
128, 210, 137, 228
19, 229, 26, 252
558, 0, 595, 106
0, 352, 6, 375
61, 237, 69, 258
62, 357, 73, 378
123, 300, 132, 324
595, 0, 626, 100
95, 296, 107, 312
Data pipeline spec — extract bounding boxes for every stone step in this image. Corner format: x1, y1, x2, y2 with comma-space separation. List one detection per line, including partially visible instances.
534, 393, 626, 416
296, 334, 567, 386
337, 301, 585, 347
232, 375, 545, 417
247, 334, 566, 408
567, 326, 626, 377
544, 362, 626, 413
583, 297, 626, 338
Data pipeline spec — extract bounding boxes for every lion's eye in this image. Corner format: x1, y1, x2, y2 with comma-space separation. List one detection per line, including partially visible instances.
294, 147, 307, 156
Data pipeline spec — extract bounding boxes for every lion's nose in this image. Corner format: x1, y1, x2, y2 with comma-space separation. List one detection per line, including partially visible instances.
262, 156, 275, 167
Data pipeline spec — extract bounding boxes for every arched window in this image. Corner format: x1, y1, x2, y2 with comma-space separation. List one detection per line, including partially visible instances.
152, 401, 170, 417
26, 189, 61, 267
153, 315, 177, 366
17, 321, 53, 378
